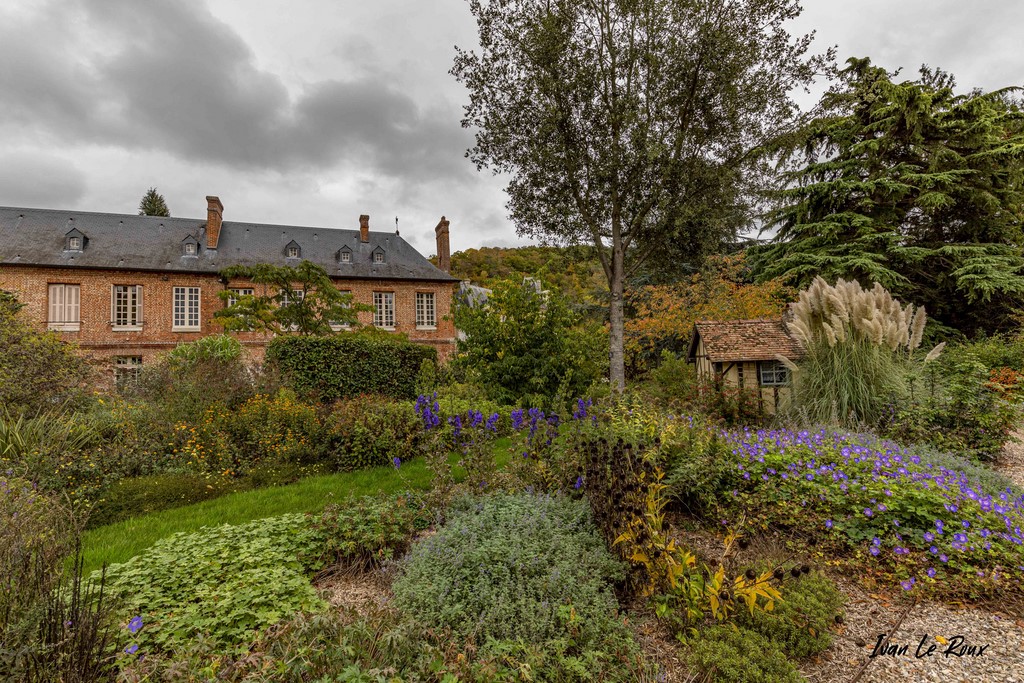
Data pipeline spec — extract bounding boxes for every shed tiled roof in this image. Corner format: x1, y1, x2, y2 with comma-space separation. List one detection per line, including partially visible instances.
689, 319, 804, 363
0, 206, 459, 282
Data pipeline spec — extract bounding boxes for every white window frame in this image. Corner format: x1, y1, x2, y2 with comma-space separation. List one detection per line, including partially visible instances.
68, 237, 81, 251
48, 284, 81, 331
373, 291, 395, 328
226, 288, 254, 308
111, 285, 143, 330
184, 242, 196, 255
373, 251, 385, 264
287, 245, 299, 258
759, 360, 789, 387
339, 251, 352, 263
330, 289, 353, 331
415, 292, 436, 329
114, 356, 142, 387
173, 286, 202, 331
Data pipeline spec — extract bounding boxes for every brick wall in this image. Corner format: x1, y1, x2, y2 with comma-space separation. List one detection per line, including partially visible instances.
0, 265, 457, 371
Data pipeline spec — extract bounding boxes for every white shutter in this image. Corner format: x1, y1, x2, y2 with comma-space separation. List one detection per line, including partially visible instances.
67, 285, 80, 325
48, 284, 63, 325
110, 286, 117, 326
136, 285, 144, 326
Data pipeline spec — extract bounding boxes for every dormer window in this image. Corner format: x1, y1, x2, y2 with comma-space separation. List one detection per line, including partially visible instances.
338, 248, 352, 264
372, 247, 386, 264
181, 235, 200, 257
288, 246, 299, 258
64, 228, 86, 252
284, 240, 301, 259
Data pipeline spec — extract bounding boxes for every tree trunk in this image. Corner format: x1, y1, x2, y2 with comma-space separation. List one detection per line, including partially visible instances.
609, 235, 626, 393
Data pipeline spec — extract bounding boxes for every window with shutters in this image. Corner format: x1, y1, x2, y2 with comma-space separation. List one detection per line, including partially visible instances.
415, 292, 436, 328
373, 291, 394, 328
173, 287, 201, 331
112, 285, 143, 330
48, 284, 81, 331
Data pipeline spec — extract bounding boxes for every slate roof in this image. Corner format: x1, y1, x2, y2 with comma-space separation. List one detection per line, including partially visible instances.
688, 319, 804, 363
0, 206, 458, 282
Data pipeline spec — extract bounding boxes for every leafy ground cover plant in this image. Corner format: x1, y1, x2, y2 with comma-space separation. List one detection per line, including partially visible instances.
392, 492, 646, 681
100, 494, 420, 654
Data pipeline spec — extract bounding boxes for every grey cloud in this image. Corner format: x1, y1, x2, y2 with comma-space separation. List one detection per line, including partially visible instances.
0, 152, 87, 207
0, 0, 473, 187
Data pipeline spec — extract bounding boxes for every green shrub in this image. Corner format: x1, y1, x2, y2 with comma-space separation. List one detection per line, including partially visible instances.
636, 350, 697, 406
87, 473, 246, 528
687, 624, 804, 683
267, 335, 437, 402
735, 571, 844, 659
886, 352, 1020, 460
1, 478, 120, 680
321, 395, 421, 471
0, 290, 93, 415
392, 493, 641, 680
309, 494, 422, 569
165, 334, 243, 366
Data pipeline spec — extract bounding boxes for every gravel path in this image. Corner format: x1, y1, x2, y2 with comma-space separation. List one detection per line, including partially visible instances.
800, 576, 1024, 683
997, 429, 1024, 491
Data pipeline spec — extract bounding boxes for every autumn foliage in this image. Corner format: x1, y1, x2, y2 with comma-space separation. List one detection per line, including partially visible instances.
625, 255, 792, 372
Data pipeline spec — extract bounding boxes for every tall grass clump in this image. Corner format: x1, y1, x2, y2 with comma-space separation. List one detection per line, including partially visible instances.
781, 277, 942, 426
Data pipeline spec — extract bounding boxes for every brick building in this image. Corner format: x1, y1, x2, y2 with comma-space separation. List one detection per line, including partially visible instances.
0, 196, 460, 379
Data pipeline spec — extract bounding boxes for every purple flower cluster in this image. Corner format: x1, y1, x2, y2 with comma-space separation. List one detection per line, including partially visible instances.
723, 425, 1024, 589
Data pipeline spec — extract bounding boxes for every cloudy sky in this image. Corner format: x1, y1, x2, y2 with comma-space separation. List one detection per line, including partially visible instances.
1, 0, 1022, 256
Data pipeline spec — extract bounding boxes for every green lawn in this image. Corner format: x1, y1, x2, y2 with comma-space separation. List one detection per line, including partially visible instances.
82, 439, 514, 574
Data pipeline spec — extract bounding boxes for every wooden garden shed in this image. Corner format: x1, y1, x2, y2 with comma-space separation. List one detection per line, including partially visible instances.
686, 319, 805, 415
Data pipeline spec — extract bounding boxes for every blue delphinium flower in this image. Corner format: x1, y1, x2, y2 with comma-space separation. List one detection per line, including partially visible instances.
127, 616, 143, 634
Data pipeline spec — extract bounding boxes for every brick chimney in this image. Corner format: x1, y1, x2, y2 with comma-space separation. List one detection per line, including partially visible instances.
435, 216, 451, 273
206, 196, 224, 250
359, 214, 369, 242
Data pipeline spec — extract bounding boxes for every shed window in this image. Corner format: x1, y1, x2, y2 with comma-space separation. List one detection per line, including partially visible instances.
759, 360, 788, 387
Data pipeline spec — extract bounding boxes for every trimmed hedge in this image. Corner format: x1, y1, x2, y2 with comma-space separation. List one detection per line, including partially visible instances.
266, 335, 437, 401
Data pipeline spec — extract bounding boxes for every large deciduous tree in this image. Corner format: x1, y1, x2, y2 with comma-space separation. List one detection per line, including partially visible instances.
751, 58, 1024, 336
452, 0, 827, 390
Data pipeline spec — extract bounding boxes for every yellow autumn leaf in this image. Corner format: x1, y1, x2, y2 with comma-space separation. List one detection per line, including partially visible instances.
935, 635, 948, 645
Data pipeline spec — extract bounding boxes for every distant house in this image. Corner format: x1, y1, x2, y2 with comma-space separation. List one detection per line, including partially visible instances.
0, 197, 460, 382
686, 318, 804, 414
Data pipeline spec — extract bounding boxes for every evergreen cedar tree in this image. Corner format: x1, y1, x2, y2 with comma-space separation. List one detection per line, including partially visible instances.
138, 187, 171, 217
752, 57, 1024, 337
451, 0, 830, 391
